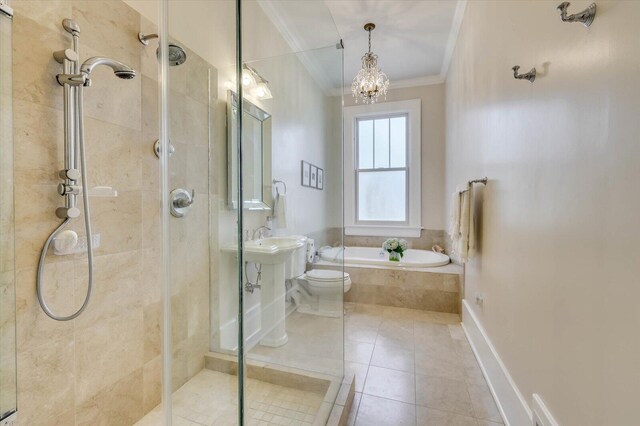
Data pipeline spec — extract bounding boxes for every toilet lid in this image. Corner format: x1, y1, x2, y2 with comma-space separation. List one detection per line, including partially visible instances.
306, 269, 349, 282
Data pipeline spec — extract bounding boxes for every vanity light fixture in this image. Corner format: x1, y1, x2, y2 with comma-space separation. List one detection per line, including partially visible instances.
244, 66, 272, 100
225, 66, 272, 100
351, 23, 390, 104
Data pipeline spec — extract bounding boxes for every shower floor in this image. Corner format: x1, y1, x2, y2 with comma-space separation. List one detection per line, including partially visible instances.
136, 369, 324, 426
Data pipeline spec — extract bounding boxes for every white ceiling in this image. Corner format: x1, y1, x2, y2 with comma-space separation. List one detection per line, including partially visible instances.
326, 0, 463, 88
258, 0, 466, 92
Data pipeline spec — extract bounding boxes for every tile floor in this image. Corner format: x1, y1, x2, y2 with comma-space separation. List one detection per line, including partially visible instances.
138, 302, 502, 426
249, 310, 343, 377
136, 369, 325, 426
344, 303, 503, 426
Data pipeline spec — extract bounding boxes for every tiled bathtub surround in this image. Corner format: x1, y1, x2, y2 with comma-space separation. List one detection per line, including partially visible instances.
11, 1, 216, 423
344, 229, 447, 253
315, 265, 461, 314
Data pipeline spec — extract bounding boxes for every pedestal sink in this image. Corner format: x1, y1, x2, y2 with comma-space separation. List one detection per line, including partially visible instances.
221, 235, 306, 347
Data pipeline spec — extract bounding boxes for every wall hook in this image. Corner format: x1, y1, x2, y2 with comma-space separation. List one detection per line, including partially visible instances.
512, 66, 536, 83
557, 2, 596, 27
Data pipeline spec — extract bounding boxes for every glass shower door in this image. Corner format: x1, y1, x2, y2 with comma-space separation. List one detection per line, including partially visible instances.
237, 1, 345, 422
0, 2, 17, 422
160, 1, 243, 424
238, 44, 345, 426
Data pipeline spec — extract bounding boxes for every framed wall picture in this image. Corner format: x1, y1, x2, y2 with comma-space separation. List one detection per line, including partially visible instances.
316, 168, 324, 190
310, 165, 317, 188
301, 161, 311, 187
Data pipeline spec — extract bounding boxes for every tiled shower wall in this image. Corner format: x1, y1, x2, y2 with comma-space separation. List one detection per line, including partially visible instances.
11, 1, 216, 423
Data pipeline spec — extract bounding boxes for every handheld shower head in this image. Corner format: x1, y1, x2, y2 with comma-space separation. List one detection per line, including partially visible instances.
80, 57, 136, 82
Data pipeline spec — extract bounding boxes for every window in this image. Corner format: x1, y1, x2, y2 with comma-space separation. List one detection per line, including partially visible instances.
356, 115, 408, 223
344, 99, 421, 237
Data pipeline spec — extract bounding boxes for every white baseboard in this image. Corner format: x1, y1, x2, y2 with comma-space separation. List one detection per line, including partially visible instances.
532, 394, 559, 426
461, 300, 532, 426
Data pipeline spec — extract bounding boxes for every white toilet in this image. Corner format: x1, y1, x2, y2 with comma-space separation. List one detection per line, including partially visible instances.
286, 238, 351, 318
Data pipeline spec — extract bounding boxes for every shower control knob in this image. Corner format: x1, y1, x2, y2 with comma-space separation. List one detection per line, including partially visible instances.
57, 183, 81, 195
55, 206, 81, 219
59, 168, 81, 180
67, 207, 81, 219
169, 188, 195, 218
58, 183, 69, 195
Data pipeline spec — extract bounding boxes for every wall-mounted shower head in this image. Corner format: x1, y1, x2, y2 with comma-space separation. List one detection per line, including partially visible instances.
80, 57, 136, 82
166, 44, 187, 66
138, 32, 187, 66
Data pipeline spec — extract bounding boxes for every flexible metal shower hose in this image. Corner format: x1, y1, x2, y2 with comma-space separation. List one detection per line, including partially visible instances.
36, 84, 94, 321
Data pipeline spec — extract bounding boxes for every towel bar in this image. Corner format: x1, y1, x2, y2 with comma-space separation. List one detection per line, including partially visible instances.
459, 177, 488, 194
273, 179, 287, 196
469, 177, 488, 185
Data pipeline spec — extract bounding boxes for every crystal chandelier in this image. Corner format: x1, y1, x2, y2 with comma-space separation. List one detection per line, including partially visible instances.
351, 23, 390, 104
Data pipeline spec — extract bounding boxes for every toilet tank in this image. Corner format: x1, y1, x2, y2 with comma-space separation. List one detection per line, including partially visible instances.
285, 236, 308, 279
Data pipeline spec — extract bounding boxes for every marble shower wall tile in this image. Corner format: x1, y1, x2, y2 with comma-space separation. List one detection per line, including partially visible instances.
11, 1, 220, 423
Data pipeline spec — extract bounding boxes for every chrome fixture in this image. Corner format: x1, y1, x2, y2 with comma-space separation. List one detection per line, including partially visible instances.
252, 225, 271, 241
138, 32, 187, 66
273, 179, 287, 196
80, 56, 136, 81
512, 65, 536, 83
351, 23, 389, 104
459, 177, 488, 194
37, 19, 136, 321
468, 177, 488, 185
244, 262, 262, 294
0, 0, 13, 18
153, 139, 175, 159
557, 2, 596, 27
170, 188, 195, 217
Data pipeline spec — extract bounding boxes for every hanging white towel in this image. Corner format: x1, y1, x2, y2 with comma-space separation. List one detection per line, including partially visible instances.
449, 183, 475, 262
273, 193, 288, 229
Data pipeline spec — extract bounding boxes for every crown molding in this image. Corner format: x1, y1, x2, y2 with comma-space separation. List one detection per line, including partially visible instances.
256, 0, 336, 96
441, 0, 468, 78
259, 0, 467, 97
335, 74, 445, 97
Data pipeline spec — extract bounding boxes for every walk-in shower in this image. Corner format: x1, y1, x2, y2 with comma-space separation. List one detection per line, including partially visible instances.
2, 1, 345, 424
36, 18, 136, 321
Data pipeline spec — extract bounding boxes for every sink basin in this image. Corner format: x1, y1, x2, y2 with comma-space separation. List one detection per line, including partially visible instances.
221, 235, 306, 264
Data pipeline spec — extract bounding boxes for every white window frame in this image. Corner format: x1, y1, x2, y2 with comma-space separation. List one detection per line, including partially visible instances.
345, 99, 422, 238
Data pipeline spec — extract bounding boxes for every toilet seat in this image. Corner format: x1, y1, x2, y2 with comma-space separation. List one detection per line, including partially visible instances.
305, 269, 349, 282
303, 269, 351, 292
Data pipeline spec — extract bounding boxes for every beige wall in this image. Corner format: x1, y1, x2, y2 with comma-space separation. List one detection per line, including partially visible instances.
11, 0, 218, 423
344, 84, 447, 246
446, 1, 640, 424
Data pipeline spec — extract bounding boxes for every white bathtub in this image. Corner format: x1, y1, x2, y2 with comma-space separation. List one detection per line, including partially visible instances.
320, 246, 450, 268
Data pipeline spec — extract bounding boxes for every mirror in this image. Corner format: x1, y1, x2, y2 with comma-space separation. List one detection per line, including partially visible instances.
227, 91, 272, 210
